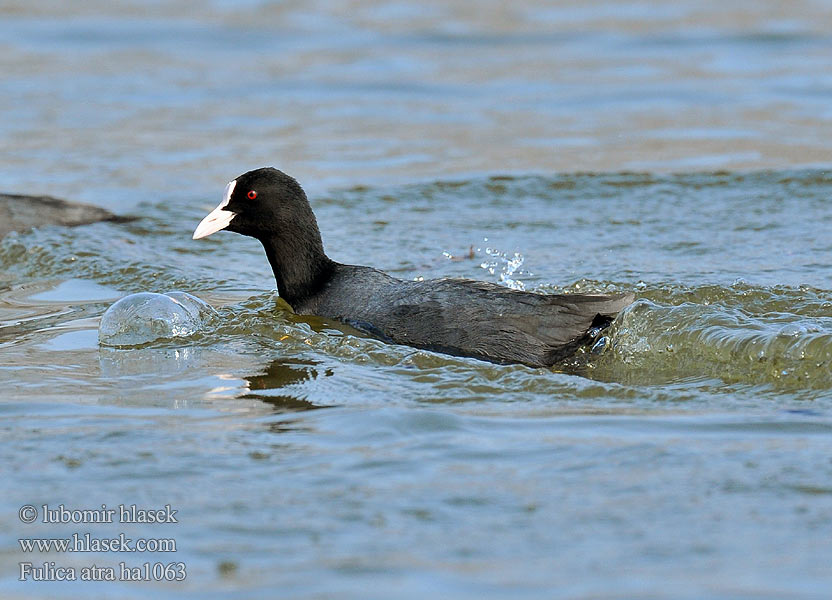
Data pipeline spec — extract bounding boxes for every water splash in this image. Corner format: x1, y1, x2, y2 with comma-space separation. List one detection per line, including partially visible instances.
591, 298, 832, 389
478, 244, 529, 291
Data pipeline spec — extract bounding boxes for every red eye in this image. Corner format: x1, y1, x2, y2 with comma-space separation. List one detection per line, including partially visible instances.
247, 190, 257, 199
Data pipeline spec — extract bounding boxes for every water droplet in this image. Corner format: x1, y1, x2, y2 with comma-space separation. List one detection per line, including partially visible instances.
590, 337, 607, 354
777, 324, 804, 337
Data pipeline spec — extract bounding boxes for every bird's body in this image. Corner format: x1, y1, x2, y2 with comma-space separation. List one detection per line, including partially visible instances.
193, 167, 635, 368
301, 265, 632, 366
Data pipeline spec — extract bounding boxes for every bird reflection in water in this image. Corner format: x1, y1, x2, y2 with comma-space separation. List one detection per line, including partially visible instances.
240, 358, 333, 413
100, 347, 332, 414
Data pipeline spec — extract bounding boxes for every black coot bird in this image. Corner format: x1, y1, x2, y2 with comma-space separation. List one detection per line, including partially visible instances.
193, 167, 634, 367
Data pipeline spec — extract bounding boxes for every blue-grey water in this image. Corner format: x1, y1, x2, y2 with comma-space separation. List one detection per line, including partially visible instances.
1, 2, 832, 599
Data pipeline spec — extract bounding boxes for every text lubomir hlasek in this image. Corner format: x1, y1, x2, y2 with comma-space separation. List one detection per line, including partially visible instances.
38, 504, 178, 524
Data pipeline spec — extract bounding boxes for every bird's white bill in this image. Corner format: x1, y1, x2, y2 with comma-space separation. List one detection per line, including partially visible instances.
193, 180, 236, 239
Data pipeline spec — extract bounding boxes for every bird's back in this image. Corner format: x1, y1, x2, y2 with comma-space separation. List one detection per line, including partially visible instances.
299, 265, 634, 367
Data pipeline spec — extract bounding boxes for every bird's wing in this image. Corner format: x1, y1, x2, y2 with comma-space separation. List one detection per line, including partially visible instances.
373, 279, 634, 366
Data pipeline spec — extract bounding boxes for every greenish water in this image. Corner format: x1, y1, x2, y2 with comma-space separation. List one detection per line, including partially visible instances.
2, 1, 832, 598
2, 171, 831, 599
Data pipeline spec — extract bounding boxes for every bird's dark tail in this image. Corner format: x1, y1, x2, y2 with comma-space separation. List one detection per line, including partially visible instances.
544, 292, 635, 365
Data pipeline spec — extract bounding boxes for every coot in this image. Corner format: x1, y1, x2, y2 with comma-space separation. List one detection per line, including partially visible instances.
194, 167, 634, 367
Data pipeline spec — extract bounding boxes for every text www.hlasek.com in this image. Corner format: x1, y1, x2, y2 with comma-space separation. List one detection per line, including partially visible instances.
20, 533, 176, 553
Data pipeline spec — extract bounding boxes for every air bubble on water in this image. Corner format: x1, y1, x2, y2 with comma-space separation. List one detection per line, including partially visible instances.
98, 291, 218, 347
778, 323, 807, 337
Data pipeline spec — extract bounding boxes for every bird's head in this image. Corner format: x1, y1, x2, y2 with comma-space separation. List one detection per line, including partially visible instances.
193, 167, 314, 242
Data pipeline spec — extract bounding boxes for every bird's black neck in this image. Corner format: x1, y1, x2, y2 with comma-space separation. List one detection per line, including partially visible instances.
259, 233, 336, 309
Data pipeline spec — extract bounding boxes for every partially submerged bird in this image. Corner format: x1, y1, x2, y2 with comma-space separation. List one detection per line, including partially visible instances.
193, 167, 634, 367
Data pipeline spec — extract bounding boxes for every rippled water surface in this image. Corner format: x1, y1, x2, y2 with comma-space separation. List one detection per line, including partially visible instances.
3, 171, 831, 599
2, 2, 832, 599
